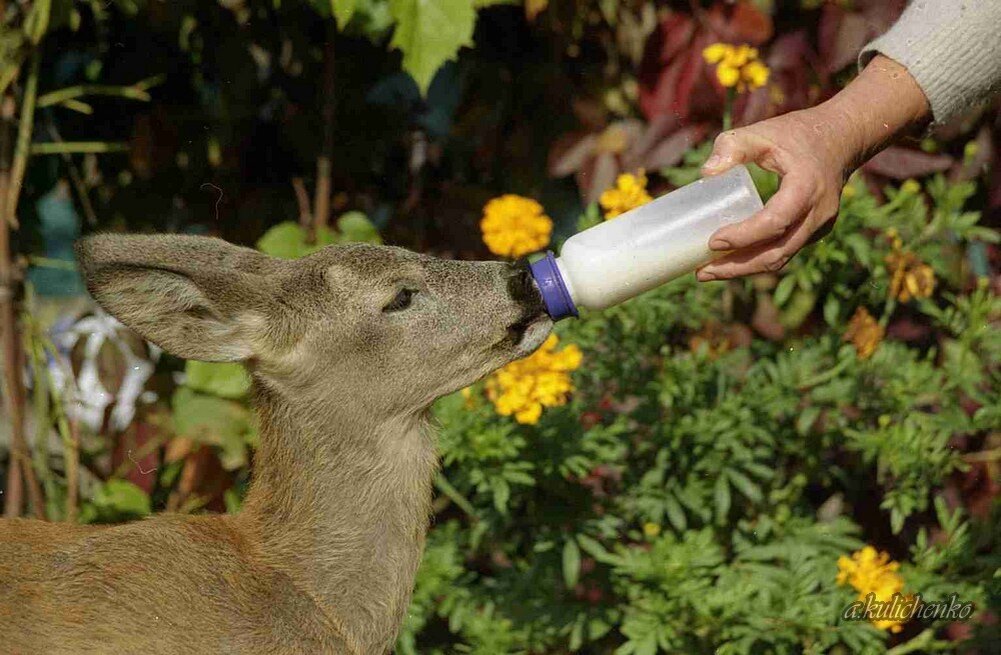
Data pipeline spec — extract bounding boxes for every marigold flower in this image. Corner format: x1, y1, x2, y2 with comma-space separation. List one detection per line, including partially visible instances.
702, 43, 771, 92
485, 334, 582, 424
886, 243, 936, 303
844, 307, 883, 359
837, 546, 910, 633
599, 171, 652, 219
480, 194, 553, 258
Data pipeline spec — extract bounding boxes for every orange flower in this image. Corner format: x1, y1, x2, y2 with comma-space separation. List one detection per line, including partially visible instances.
844, 307, 883, 359
480, 195, 553, 258
886, 249, 936, 302
599, 171, 652, 219
837, 546, 911, 633
485, 334, 582, 424
702, 43, 770, 92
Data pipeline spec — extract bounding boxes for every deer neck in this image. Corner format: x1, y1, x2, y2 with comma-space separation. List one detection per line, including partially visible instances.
240, 380, 439, 654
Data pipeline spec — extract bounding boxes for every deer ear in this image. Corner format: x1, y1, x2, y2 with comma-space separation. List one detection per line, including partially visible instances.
76, 234, 277, 362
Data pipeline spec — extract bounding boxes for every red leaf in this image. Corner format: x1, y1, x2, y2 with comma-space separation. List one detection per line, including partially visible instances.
830, 12, 869, 73
624, 113, 681, 170
863, 146, 954, 179
548, 132, 596, 177
658, 12, 696, 63
640, 124, 708, 170
579, 152, 619, 205
817, 4, 843, 68
728, 1, 773, 44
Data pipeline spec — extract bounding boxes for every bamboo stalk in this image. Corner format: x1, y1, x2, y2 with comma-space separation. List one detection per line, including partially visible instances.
6, 52, 39, 228
0, 51, 45, 518
311, 24, 336, 241
292, 177, 312, 232
30, 142, 129, 155
36, 84, 152, 108
26, 312, 53, 514
37, 335, 78, 522
0, 88, 21, 515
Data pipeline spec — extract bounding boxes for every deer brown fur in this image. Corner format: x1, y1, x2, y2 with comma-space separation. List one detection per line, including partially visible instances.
0, 234, 551, 654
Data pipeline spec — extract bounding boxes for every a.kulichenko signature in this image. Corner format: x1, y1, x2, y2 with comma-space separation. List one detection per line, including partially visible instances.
842, 592, 975, 623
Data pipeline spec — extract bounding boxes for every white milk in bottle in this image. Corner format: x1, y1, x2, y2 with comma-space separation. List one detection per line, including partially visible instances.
529, 165, 763, 319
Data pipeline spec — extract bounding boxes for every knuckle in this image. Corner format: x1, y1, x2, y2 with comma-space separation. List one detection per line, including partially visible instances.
714, 130, 740, 147
764, 253, 789, 272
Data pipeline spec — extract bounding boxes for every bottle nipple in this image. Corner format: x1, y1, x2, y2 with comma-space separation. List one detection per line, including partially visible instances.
528, 252, 578, 320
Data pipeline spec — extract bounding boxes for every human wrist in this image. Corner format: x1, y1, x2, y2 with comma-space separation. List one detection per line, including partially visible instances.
819, 55, 931, 170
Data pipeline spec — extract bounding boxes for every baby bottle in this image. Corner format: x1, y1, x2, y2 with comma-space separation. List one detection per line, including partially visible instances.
529, 165, 763, 320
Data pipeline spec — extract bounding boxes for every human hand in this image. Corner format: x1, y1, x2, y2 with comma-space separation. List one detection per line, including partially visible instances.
696, 55, 930, 281
695, 110, 850, 281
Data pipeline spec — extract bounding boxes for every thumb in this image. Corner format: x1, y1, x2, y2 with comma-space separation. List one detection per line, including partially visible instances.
701, 129, 769, 176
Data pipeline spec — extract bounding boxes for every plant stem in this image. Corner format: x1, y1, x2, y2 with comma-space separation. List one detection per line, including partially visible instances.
311, 23, 336, 242
0, 74, 44, 518
38, 336, 79, 522
722, 87, 735, 132
30, 141, 129, 155
36, 84, 152, 108
7, 52, 40, 228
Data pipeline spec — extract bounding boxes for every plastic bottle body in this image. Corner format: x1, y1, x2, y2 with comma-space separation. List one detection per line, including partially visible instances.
529, 165, 763, 319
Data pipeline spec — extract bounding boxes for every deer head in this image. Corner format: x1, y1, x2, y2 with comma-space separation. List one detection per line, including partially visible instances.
75, 234, 551, 415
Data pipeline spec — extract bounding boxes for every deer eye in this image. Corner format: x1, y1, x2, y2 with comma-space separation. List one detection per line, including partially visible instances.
383, 288, 416, 313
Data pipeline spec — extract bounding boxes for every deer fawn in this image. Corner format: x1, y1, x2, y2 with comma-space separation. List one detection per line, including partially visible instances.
0, 234, 551, 654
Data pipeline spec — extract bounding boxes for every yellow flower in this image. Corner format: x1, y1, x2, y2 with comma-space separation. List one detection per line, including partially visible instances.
486, 334, 582, 424
599, 171, 652, 219
886, 242, 936, 303
702, 43, 770, 92
460, 386, 476, 409
900, 179, 921, 195
837, 546, 910, 633
480, 194, 553, 258
642, 522, 661, 538
843, 307, 883, 359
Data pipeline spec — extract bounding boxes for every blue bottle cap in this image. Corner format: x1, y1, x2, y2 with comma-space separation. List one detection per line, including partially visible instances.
528, 251, 578, 321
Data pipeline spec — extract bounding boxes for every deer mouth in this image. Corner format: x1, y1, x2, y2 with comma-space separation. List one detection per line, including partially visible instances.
502, 311, 552, 354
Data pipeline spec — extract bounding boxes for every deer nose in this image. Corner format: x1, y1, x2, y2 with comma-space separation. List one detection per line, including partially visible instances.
508, 259, 545, 314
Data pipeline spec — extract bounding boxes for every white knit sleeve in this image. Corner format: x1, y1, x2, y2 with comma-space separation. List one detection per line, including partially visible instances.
859, 0, 1001, 124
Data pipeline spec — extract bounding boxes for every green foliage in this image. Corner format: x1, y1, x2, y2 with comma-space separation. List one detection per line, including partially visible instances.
387, 0, 476, 94
171, 387, 255, 470
80, 479, 152, 524
183, 361, 250, 400
256, 211, 381, 259
323, 0, 509, 93
406, 168, 999, 653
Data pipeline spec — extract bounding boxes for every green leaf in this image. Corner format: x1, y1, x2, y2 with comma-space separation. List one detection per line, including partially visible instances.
823, 295, 840, 326
562, 538, 581, 589
773, 274, 797, 306
714, 474, 730, 523
83, 479, 151, 523
184, 361, 250, 399
727, 469, 762, 503
331, 0, 356, 26
257, 221, 313, 259
172, 387, 254, 469
664, 494, 687, 532
388, 0, 475, 94
337, 211, 382, 243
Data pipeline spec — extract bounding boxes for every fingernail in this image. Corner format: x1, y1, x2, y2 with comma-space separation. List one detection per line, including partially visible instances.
703, 155, 722, 170
697, 270, 716, 282
709, 238, 730, 250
